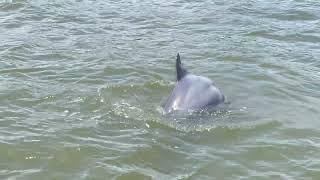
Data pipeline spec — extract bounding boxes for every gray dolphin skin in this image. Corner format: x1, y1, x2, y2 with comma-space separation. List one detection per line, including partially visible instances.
164, 53, 225, 114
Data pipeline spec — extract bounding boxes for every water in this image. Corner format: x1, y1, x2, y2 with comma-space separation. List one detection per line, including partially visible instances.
1, 0, 320, 179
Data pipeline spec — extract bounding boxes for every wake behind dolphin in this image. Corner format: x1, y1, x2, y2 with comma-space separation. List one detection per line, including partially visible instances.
164, 54, 225, 114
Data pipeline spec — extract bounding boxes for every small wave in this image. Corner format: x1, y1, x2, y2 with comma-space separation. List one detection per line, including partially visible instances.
266, 10, 318, 21
0, 0, 26, 12
247, 30, 320, 43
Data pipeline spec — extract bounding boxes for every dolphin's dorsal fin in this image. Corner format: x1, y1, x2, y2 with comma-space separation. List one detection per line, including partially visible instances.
176, 53, 188, 81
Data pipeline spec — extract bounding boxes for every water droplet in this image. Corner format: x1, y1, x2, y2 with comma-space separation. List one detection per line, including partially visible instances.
25, 156, 36, 160
145, 123, 150, 128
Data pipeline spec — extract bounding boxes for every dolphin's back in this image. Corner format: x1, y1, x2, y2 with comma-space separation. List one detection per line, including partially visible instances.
164, 74, 224, 113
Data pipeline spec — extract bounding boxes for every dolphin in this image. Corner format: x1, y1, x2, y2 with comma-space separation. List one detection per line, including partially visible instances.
164, 53, 225, 114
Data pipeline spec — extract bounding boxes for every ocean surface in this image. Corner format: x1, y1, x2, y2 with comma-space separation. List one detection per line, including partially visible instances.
1, 0, 320, 179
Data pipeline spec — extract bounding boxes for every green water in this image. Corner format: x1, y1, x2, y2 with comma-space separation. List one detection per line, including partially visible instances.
1, 0, 320, 179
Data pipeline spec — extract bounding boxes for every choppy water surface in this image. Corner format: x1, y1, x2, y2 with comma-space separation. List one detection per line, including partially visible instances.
1, 0, 320, 179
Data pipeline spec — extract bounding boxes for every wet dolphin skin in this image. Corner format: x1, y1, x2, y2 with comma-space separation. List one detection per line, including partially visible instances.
164, 54, 225, 113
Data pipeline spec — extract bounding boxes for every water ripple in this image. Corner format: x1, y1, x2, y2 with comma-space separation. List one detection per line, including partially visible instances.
1, 0, 320, 179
